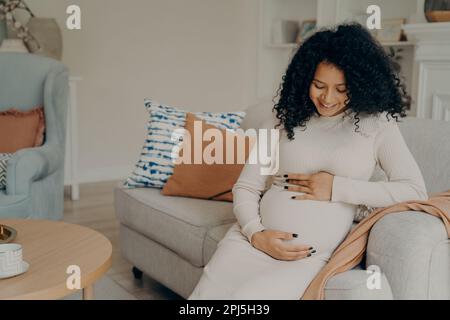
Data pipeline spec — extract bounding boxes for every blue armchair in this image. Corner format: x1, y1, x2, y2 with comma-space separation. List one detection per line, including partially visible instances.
0, 53, 69, 220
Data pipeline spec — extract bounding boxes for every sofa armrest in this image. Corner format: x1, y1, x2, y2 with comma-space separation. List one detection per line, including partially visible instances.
6, 144, 63, 195
325, 269, 393, 300
366, 210, 449, 299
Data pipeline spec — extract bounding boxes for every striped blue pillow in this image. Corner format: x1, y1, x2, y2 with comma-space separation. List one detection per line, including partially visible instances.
124, 99, 246, 189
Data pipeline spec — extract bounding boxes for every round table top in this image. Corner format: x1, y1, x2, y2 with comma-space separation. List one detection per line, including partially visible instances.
0, 219, 112, 300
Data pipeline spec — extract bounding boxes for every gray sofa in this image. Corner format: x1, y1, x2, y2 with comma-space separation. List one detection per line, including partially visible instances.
114, 102, 450, 299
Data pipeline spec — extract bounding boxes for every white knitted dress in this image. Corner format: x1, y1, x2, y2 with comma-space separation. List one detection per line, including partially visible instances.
189, 110, 427, 300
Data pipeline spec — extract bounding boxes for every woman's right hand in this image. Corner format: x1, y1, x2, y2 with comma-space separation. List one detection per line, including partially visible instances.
250, 230, 315, 261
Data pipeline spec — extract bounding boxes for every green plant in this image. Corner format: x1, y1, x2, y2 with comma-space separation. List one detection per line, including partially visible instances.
0, 0, 39, 50
387, 46, 403, 72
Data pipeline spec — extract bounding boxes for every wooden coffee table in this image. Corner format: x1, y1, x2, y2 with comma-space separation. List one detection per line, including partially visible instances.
0, 219, 112, 300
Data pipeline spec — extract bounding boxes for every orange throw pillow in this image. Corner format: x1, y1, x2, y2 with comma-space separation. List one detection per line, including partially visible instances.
162, 113, 255, 202
0, 107, 45, 153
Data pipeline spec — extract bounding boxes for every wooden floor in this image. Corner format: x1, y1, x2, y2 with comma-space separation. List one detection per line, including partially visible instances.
63, 181, 183, 300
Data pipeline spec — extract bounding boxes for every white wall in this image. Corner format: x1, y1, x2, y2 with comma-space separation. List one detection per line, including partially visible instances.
26, 0, 260, 183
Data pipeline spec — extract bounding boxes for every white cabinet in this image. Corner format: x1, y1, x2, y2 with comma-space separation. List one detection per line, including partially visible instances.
257, 0, 425, 116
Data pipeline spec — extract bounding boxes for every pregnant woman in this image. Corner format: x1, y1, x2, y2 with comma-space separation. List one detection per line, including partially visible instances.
189, 23, 428, 300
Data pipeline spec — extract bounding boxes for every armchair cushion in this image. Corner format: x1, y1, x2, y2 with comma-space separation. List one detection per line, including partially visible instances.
0, 106, 45, 153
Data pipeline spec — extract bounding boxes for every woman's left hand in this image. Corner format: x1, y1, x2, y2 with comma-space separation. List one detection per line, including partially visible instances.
283, 171, 334, 201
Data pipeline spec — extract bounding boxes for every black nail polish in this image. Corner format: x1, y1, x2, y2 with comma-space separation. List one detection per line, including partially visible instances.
307, 253, 312, 257
291, 196, 296, 199
292, 233, 298, 238
311, 250, 316, 254
308, 247, 313, 250
283, 174, 288, 178
285, 179, 289, 183
284, 186, 288, 190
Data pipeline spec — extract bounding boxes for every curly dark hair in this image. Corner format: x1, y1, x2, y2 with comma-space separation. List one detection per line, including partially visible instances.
273, 23, 410, 140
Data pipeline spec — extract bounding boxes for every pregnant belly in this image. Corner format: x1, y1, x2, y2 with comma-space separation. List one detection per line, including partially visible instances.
260, 185, 356, 255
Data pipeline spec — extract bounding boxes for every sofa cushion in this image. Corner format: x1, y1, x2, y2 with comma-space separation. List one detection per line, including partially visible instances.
114, 185, 236, 267
123, 99, 246, 189
162, 113, 255, 202
203, 223, 235, 265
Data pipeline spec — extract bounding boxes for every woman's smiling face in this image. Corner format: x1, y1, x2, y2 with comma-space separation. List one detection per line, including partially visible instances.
309, 61, 349, 117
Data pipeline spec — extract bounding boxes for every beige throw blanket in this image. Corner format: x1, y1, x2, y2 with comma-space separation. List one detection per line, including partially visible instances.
301, 190, 450, 300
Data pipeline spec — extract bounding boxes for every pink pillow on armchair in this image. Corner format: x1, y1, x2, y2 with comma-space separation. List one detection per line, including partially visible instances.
0, 107, 45, 153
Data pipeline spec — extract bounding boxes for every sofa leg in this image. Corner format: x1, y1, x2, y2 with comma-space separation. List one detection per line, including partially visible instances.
132, 266, 143, 280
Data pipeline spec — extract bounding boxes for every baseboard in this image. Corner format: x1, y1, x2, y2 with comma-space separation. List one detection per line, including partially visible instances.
67, 165, 132, 184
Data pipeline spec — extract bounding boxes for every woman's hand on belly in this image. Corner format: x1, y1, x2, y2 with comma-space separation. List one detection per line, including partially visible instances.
251, 230, 316, 261
280, 171, 334, 201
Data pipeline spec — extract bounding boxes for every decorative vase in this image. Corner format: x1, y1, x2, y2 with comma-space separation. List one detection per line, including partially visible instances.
0, 20, 6, 45
26, 17, 62, 60
424, 0, 450, 22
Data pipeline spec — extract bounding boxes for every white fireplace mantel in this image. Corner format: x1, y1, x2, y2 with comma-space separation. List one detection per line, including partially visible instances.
403, 22, 450, 121
404, 22, 450, 42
